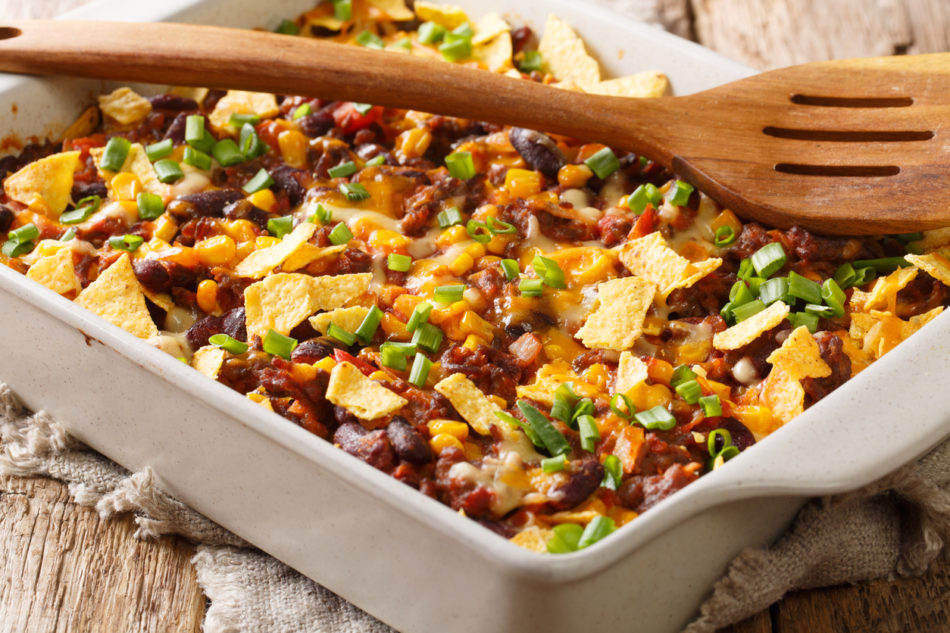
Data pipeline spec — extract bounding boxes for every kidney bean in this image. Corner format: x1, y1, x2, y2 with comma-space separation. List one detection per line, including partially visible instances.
333, 422, 396, 472
172, 190, 245, 220
290, 339, 336, 364
70, 180, 108, 201
148, 94, 199, 111
0, 205, 13, 233
546, 456, 604, 511
163, 112, 189, 143
387, 416, 433, 465
508, 127, 566, 178
222, 199, 269, 228
270, 165, 306, 207
619, 463, 698, 513
296, 110, 335, 138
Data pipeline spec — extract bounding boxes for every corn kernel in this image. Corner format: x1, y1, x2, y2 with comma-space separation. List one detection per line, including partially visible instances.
462, 334, 486, 351
255, 235, 281, 250
449, 252, 475, 276
153, 213, 179, 243
222, 219, 259, 243
195, 234, 237, 266
278, 129, 309, 169
291, 362, 317, 383
369, 370, 391, 382
582, 363, 610, 391
711, 209, 743, 238
369, 229, 411, 251
459, 310, 493, 341
235, 239, 255, 261
679, 240, 709, 263
351, 217, 382, 241
557, 163, 593, 189
732, 405, 774, 438
429, 433, 464, 455
436, 225, 468, 248
314, 357, 337, 372
395, 127, 432, 160
504, 168, 543, 198
427, 419, 470, 440
110, 172, 143, 201
36, 240, 67, 257
376, 284, 406, 309
441, 314, 467, 342
429, 300, 469, 325
485, 233, 511, 255
463, 442, 483, 461
476, 255, 501, 270
196, 279, 218, 314
248, 189, 277, 213
647, 358, 674, 386
463, 242, 486, 259
393, 293, 423, 321
488, 395, 507, 409
380, 312, 411, 340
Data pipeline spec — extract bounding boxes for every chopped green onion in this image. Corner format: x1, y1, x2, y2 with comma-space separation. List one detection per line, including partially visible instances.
787, 311, 819, 333
750, 242, 787, 278
787, 271, 822, 304
208, 333, 248, 355
275, 18, 298, 35
571, 398, 595, 424
851, 256, 910, 273
466, 220, 492, 243
332, 0, 352, 21
584, 147, 620, 179
387, 253, 412, 272
2, 223, 38, 257
495, 410, 544, 449
327, 322, 357, 346
728, 280, 754, 305
714, 225, 736, 247
356, 30, 385, 49
411, 322, 443, 353
542, 454, 567, 473
577, 515, 615, 549
339, 182, 371, 201
391, 38, 413, 51
145, 138, 174, 162
60, 228, 76, 241
434, 284, 465, 304
290, 104, 311, 121
546, 523, 584, 554
185, 114, 214, 153
633, 405, 677, 431
821, 278, 846, 317
627, 183, 662, 215
265, 215, 293, 239
532, 255, 566, 289
438, 32, 472, 62
243, 168, 274, 194
516, 400, 570, 456
352, 102, 373, 115
666, 180, 695, 207
576, 414, 600, 452
609, 393, 636, 419
675, 379, 703, 404
700, 394, 722, 418
445, 151, 475, 180
1, 238, 32, 257
108, 234, 144, 253
707, 428, 733, 457
136, 192, 165, 221
183, 146, 212, 171
758, 276, 789, 306
895, 232, 923, 243
417, 21, 446, 44
328, 222, 353, 245
518, 50, 543, 73
550, 382, 579, 423
804, 303, 835, 318
229, 113, 260, 127
328, 160, 357, 178
737, 258, 756, 281
212, 138, 244, 167
732, 299, 766, 322
833, 263, 857, 288
100, 137, 131, 171
406, 301, 433, 332
712, 445, 741, 468
408, 352, 432, 387
519, 278, 544, 297
364, 154, 386, 167
486, 216, 517, 234
239, 123, 267, 159
312, 204, 332, 225
437, 207, 464, 228
451, 23, 474, 38
380, 343, 410, 371
747, 276, 766, 296
500, 258, 520, 281
670, 364, 697, 389
601, 454, 623, 490
60, 195, 102, 224
354, 306, 382, 344
853, 267, 877, 286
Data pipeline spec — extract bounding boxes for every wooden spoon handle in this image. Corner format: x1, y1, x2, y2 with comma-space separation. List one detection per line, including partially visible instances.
0, 20, 674, 159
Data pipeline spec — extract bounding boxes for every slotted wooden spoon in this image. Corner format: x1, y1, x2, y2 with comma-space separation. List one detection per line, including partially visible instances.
0, 20, 946, 234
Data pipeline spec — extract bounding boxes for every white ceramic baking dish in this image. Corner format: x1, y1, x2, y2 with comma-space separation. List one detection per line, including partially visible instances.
1, 2, 948, 632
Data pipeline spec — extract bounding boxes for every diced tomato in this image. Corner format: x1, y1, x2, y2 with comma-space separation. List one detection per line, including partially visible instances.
64, 134, 106, 160
333, 349, 376, 375
332, 102, 383, 135
629, 205, 657, 239
255, 120, 285, 152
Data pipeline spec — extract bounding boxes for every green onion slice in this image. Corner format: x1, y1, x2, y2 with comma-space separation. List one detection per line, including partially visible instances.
787, 311, 819, 333
60, 195, 102, 224
183, 146, 212, 171
136, 192, 165, 221
516, 400, 570, 456
355, 305, 383, 344
380, 343, 409, 371
60, 228, 77, 242
466, 220, 492, 243
670, 364, 697, 389
601, 455, 623, 490
417, 21, 446, 44
267, 215, 294, 239
332, 0, 352, 21
100, 136, 131, 171
713, 225, 736, 247
577, 515, 616, 549
707, 428, 733, 457
387, 253, 412, 272
411, 322, 443, 353
212, 138, 244, 167
666, 180, 695, 207
750, 242, 787, 278
312, 204, 332, 225
699, 394, 722, 418
633, 405, 677, 431
576, 414, 600, 452
145, 138, 174, 162
609, 393, 636, 419
532, 255, 566, 289
356, 30, 385, 49
674, 379, 702, 405
328, 160, 358, 178
229, 113, 260, 127
546, 523, 584, 554
518, 50, 543, 73
243, 168, 274, 194
851, 256, 910, 273
437, 207, 464, 228
732, 299, 766, 323
406, 301, 433, 332
821, 278, 846, 318
495, 410, 544, 449
519, 278, 544, 297
584, 147, 620, 180
486, 215, 517, 234
275, 19, 298, 35
787, 271, 822, 304
433, 284, 465, 304
408, 352, 432, 387
445, 151, 475, 180
108, 234, 144, 252
438, 32, 472, 62
542, 454, 567, 474
758, 276, 789, 306
339, 182, 370, 201
328, 222, 354, 245
208, 333, 248, 355
500, 258, 520, 281
327, 322, 357, 346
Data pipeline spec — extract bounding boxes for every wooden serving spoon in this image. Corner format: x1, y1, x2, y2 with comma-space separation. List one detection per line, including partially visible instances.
0, 20, 946, 235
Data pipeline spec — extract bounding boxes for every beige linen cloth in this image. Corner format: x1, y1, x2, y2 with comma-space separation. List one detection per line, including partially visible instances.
3, 1, 950, 632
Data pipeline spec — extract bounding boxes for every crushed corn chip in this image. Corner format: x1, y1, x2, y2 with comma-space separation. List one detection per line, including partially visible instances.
517, 361, 597, 406
326, 361, 408, 420
907, 253, 950, 287
472, 12, 510, 45
850, 265, 917, 312
309, 306, 371, 335
170, 86, 209, 105
209, 90, 280, 133
235, 222, 317, 278
367, 0, 414, 20
413, 1, 469, 28
75, 253, 158, 339
849, 307, 943, 361
472, 32, 514, 72
244, 272, 372, 339
538, 14, 600, 90
91, 143, 166, 197
97, 87, 153, 126
766, 326, 831, 381
758, 368, 803, 427
619, 231, 721, 298
192, 345, 226, 379
588, 71, 671, 98
575, 276, 656, 351
281, 243, 346, 272
509, 525, 552, 553
434, 372, 502, 436
713, 301, 790, 351
3, 150, 80, 218
25, 247, 80, 297
614, 351, 649, 394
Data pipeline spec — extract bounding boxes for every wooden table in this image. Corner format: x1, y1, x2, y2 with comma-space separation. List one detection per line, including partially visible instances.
1, 1, 948, 632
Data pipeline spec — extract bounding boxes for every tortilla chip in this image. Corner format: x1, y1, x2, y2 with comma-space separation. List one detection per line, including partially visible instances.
235, 222, 317, 278
713, 301, 790, 351
912, 227, 950, 252
907, 253, 950, 287
575, 276, 655, 351
614, 351, 648, 394
538, 14, 600, 90
619, 231, 721, 298
75, 253, 158, 339
309, 306, 371, 335
244, 272, 371, 339
413, 1, 469, 29
588, 71, 671, 98
3, 150, 80, 218
766, 326, 831, 381
472, 32, 514, 72
509, 525, 551, 553
367, 0, 414, 20
326, 361, 407, 420
434, 372, 502, 436
192, 345, 226, 379
25, 247, 81, 297
906, 306, 943, 333
91, 143, 166, 197
516, 360, 597, 406
281, 243, 346, 272
142, 288, 176, 312
760, 367, 805, 426
61, 106, 100, 140
472, 12, 510, 45
98, 87, 152, 126
169, 86, 209, 105
850, 265, 917, 312
247, 391, 275, 412
209, 90, 280, 134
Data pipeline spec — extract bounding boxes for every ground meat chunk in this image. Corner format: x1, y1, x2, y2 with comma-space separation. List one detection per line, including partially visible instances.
618, 463, 699, 513
439, 344, 522, 402
185, 306, 247, 349
333, 422, 396, 472
433, 447, 494, 518
547, 457, 604, 511
801, 331, 851, 405
666, 271, 735, 319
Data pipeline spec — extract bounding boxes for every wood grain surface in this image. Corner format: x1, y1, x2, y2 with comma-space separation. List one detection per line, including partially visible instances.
1, 1, 949, 633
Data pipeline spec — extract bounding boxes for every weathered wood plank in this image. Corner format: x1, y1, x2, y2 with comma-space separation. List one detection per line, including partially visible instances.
720, 610, 773, 633
0, 476, 205, 633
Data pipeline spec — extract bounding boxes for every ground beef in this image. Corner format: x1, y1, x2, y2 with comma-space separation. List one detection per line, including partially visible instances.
618, 463, 699, 513
801, 331, 851, 405
439, 344, 523, 402
666, 271, 735, 319
547, 457, 604, 511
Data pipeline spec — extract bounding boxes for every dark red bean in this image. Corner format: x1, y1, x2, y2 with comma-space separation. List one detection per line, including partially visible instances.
387, 416, 433, 465
508, 127, 565, 178
148, 94, 199, 111
176, 189, 245, 219
0, 205, 13, 233
333, 422, 396, 472
290, 340, 336, 364
70, 180, 107, 202
297, 110, 335, 138
163, 112, 189, 143
270, 165, 307, 207
547, 456, 604, 510
222, 199, 269, 228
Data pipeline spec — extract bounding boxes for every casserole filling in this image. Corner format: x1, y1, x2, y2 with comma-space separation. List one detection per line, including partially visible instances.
2, 0, 948, 554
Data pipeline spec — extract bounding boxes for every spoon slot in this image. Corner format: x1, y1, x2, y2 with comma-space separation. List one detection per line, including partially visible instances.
789, 94, 914, 108
0, 27, 21, 40
774, 163, 901, 177
763, 127, 934, 142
